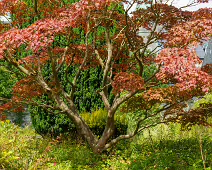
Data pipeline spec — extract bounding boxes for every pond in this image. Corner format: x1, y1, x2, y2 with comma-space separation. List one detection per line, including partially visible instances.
6, 111, 32, 127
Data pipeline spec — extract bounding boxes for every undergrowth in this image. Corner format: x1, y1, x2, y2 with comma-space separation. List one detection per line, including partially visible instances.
0, 120, 211, 169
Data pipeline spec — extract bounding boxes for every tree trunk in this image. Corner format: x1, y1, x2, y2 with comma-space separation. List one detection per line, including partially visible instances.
60, 107, 98, 152
66, 108, 116, 154
93, 110, 116, 153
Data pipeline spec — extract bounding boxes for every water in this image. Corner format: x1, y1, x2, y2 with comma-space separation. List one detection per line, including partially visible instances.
6, 111, 32, 127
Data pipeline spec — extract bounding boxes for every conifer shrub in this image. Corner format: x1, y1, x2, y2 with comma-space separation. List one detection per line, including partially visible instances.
31, 108, 128, 138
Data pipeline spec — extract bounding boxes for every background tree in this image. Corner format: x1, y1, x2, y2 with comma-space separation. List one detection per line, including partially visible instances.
0, 0, 211, 154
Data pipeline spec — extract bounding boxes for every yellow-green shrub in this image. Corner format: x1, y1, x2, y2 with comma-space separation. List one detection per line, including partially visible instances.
81, 109, 128, 137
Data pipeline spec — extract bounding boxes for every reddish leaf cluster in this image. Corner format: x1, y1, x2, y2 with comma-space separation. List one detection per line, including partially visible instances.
165, 19, 212, 47
164, 104, 211, 128
0, 103, 13, 114
18, 54, 49, 66
143, 86, 206, 106
201, 64, 212, 75
0, 0, 121, 58
0, 76, 43, 114
197, 0, 209, 2
12, 77, 43, 100
132, 3, 193, 35
156, 48, 212, 92
112, 72, 144, 94
0, 0, 34, 29
190, 8, 212, 20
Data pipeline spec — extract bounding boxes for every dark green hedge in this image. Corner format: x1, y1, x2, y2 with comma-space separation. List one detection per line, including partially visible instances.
31, 107, 128, 138
30, 65, 120, 138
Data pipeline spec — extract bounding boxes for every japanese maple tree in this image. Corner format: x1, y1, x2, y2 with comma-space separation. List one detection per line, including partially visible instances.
0, 0, 212, 153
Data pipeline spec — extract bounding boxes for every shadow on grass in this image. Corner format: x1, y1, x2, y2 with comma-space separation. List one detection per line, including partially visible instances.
127, 138, 212, 170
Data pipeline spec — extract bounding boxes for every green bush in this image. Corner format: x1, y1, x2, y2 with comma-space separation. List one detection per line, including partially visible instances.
31, 108, 128, 138
30, 106, 77, 138
81, 109, 128, 137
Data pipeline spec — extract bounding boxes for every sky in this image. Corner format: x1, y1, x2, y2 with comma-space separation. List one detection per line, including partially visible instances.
168, 0, 212, 11
125, 0, 212, 14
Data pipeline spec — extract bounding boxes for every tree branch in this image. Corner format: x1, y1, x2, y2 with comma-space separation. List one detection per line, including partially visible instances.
103, 121, 167, 150
111, 91, 138, 112
5, 50, 36, 76
70, 14, 91, 100
56, 46, 69, 72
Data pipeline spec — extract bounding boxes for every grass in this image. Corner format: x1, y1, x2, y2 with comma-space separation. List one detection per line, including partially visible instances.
0, 120, 211, 169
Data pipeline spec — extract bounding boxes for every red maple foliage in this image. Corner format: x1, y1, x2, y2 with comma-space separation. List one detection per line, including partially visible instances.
0, 0, 211, 153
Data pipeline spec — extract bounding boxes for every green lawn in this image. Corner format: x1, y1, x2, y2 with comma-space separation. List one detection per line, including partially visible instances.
0, 120, 211, 170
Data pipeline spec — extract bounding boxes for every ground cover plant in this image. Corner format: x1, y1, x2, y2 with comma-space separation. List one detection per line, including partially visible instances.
0, 120, 211, 169
0, 0, 212, 154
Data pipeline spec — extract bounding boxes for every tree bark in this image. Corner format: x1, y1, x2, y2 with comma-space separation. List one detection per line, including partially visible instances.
54, 97, 99, 151
93, 110, 116, 153
65, 109, 98, 150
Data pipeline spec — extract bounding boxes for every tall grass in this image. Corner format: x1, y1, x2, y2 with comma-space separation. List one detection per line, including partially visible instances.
128, 122, 212, 170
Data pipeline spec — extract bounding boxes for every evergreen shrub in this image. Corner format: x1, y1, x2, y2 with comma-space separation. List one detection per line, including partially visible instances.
31, 108, 128, 138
